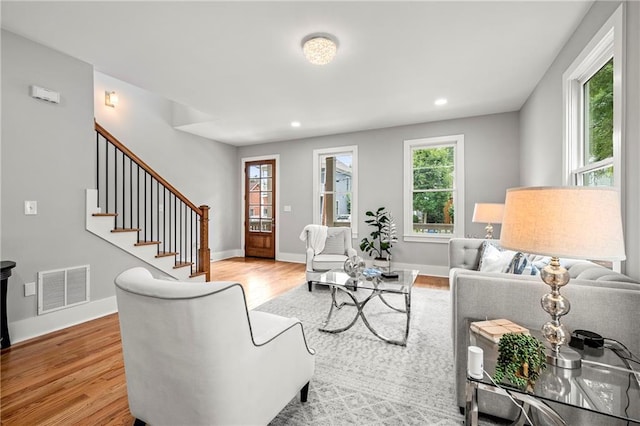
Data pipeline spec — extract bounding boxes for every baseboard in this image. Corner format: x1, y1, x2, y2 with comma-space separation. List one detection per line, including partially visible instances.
277, 252, 305, 263
211, 249, 243, 261
8, 296, 118, 345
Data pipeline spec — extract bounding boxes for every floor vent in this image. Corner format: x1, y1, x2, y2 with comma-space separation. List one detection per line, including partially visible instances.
38, 265, 90, 315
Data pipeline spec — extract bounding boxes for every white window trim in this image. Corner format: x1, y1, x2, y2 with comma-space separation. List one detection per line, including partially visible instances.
403, 134, 465, 243
562, 4, 624, 189
312, 145, 358, 238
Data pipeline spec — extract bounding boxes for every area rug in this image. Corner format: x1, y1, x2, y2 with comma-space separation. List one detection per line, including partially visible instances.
256, 284, 500, 426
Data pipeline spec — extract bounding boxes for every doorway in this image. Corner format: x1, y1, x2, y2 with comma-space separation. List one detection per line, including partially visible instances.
244, 159, 276, 258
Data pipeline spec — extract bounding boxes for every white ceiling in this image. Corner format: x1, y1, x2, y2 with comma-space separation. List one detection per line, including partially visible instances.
1, 1, 593, 146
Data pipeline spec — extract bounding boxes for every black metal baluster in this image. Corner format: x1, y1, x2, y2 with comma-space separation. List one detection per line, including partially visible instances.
114, 146, 117, 225
130, 157, 133, 230
144, 172, 148, 242
180, 201, 183, 267
96, 133, 99, 209
174, 194, 177, 261
191, 210, 194, 275
105, 136, 109, 213
137, 166, 140, 233
156, 181, 160, 255
122, 149, 125, 228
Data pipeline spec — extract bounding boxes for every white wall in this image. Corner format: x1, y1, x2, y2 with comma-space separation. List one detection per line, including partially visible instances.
519, 1, 640, 280
239, 112, 520, 275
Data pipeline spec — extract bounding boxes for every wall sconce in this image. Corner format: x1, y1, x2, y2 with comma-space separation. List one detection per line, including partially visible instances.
105, 91, 119, 108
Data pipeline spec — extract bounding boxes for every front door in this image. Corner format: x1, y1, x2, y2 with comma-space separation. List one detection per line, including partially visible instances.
244, 159, 276, 258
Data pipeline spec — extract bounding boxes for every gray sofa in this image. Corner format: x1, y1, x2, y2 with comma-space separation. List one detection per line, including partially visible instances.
449, 238, 640, 423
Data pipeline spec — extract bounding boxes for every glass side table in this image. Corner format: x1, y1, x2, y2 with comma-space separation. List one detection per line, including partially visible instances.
465, 323, 640, 425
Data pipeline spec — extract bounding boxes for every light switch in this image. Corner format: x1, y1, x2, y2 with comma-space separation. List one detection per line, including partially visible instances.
284, 205, 292, 212
24, 201, 37, 215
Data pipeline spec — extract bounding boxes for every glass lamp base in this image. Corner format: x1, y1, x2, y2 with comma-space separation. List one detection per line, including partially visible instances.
546, 345, 581, 369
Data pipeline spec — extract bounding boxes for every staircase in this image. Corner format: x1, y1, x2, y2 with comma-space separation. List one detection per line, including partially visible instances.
86, 122, 210, 282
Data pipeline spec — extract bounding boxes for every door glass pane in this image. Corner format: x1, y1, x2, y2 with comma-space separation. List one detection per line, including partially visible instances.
249, 219, 260, 232
261, 220, 272, 232
261, 164, 272, 178
261, 178, 272, 191
249, 165, 260, 179
249, 178, 260, 192
583, 59, 613, 166
412, 191, 454, 234
249, 205, 260, 218
261, 206, 272, 219
261, 192, 272, 206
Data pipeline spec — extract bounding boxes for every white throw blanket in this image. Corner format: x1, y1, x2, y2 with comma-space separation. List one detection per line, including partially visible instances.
299, 225, 328, 255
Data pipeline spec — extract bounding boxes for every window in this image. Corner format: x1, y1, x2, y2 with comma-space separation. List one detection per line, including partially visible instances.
403, 135, 464, 242
564, 5, 623, 189
313, 146, 358, 236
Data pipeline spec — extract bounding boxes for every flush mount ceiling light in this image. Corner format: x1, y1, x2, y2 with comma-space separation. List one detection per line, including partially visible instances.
290, 121, 301, 128
302, 33, 338, 65
434, 98, 448, 106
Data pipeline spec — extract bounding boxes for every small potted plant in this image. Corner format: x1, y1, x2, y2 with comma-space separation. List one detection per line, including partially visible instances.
359, 207, 398, 270
494, 333, 547, 392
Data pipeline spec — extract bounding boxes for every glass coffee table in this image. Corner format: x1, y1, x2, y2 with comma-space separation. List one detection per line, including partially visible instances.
316, 269, 418, 346
466, 323, 640, 425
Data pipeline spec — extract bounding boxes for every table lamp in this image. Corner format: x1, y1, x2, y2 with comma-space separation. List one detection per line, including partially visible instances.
472, 203, 504, 239
500, 187, 626, 369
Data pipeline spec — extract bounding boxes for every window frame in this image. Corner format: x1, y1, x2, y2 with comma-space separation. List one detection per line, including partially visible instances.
403, 134, 465, 243
312, 145, 358, 238
563, 4, 624, 189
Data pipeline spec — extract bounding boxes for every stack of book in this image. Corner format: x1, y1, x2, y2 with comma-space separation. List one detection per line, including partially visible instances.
470, 318, 530, 343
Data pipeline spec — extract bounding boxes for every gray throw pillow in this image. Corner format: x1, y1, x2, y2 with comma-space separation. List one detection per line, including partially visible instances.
322, 234, 345, 255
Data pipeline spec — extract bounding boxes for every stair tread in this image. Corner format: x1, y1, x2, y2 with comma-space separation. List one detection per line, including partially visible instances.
134, 241, 161, 246
156, 252, 178, 258
190, 271, 207, 278
174, 262, 194, 269
92, 213, 118, 217
111, 228, 141, 233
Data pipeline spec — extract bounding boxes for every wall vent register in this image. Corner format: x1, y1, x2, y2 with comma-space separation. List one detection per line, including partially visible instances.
38, 265, 90, 315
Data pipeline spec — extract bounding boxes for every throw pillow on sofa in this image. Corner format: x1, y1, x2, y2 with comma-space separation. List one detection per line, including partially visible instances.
477, 241, 517, 273
506, 252, 539, 275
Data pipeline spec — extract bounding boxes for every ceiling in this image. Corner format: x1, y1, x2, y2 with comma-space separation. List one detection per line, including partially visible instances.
1, 1, 593, 146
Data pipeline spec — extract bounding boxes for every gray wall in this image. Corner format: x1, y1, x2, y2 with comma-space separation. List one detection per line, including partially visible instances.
0, 31, 240, 330
1, 30, 145, 323
94, 71, 240, 257
519, 1, 640, 280
239, 112, 520, 273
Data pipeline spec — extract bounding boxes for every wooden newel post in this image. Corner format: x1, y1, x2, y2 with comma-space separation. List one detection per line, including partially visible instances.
199, 205, 211, 281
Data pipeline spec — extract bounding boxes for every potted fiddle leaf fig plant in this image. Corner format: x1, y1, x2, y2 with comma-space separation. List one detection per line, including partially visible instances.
494, 333, 547, 392
359, 207, 398, 269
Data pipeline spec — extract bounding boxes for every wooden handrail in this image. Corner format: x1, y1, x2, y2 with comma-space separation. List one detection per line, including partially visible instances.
95, 121, 202, 215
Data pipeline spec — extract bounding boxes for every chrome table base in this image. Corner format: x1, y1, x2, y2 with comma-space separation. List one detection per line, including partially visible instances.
319, 284, 411, 346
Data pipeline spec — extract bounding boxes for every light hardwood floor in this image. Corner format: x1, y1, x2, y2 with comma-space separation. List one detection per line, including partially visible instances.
0, 258, 447, 425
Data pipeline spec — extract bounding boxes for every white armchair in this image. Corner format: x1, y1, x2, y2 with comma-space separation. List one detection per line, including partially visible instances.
114, 267, 315, 426
304, 226, 357, 291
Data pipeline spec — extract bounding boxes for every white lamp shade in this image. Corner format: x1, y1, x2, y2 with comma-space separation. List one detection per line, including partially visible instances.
472, 203, 504, 224
500, 187, 626, 261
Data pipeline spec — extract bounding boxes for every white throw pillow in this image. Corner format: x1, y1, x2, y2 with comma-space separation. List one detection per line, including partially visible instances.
478, 243, 517, 273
